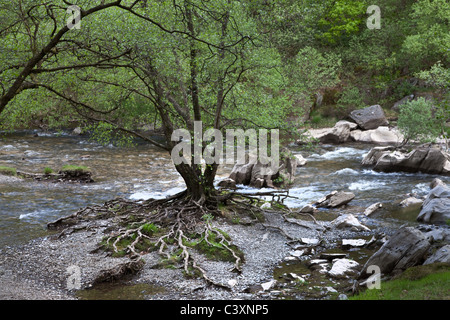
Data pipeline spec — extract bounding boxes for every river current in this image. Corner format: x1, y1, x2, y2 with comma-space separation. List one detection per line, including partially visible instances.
1, 130, 449, 248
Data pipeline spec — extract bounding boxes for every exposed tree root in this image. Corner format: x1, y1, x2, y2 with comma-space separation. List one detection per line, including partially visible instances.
47, 189, 321, 290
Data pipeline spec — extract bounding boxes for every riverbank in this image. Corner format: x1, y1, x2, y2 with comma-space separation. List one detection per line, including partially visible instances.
1, 130, 449, 300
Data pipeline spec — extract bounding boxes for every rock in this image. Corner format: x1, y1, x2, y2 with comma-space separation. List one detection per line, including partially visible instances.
328, 258, 360, 279
289, 273, 306, 283
335, 120, 358, 130
260, 280, 276, 291
260, 202, 271, 209
301, 238, 320, 246
430, 178, 446, 189
289, 250, 305, 258
294, 154, 307, 167
228, 279, 238, 287
349, 105, 389, 130
320, 253, 347, 260
423, 228, 450, 242
229, 162, 254, 185
308, 259, 328, 266
359, 226, 431, 278
331, 214, 370, 232
217, 178, 236, 189
315, 191, 355, 208
392, 94, 415, 112
319, 122, 351, 144
362, 147, 450, 176
72, 127, 82, 135
350, 127, 404, 145
423, 245, 450, 265
298, 121, 356, 145
417, 185, 450, 224
342, 239, 367, 248
364, 202, 383, 216
299, 205, 317, 214
400, 197, 423, 207
338, 294, 348, 300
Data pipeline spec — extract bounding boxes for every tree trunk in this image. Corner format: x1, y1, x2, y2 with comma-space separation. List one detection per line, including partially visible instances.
174, 163, 218, 206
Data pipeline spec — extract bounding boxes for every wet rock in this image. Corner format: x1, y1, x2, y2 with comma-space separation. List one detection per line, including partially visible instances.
342, 239, 366, 248
331, 214, 370, 232
400, 197, 423, 207
417, 185, 450, 224
364, 202, 383, 216
218, 178, 236, 189
423, 245, 450, 265
320, 253, 347, 260
359, 226, 431, 278
430, 178, 446, 189
299, 205, 317, 214
349, 105, 389, 130
328, 258, 360, 279
362, 147, 450, 176
315, 191, 355, 208
294, 154, 307, 167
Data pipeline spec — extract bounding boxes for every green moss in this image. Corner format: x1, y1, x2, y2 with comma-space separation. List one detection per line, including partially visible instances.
351, 263, 450, 300
193, 230, 244, 264
0, 166, 17, 176
141, 223, 159, 236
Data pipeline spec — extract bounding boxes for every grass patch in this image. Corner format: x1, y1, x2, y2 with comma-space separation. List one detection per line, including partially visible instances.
351, 263, 450, 300
43, 167, 54, 175
0, 166, 17, 176
61, 165, 90, 173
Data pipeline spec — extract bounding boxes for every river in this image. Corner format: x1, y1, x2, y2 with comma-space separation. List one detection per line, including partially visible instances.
1, 130, 449, 249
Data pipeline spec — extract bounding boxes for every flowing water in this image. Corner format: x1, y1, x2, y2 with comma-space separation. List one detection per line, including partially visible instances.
1, 130, 449, 250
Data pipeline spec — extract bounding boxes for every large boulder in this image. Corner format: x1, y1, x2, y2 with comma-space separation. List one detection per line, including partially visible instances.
298, 121, 357, 145
350, 126, 404, 145
362, 147, 450, 175
417, 184, 450, 224
359, 226, 431, 278
229, 162, 254, 185
349, 105, 389, 130
227, 149, 298, 188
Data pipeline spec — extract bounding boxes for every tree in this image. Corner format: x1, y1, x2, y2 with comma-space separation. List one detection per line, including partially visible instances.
1, 0, 294, 282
